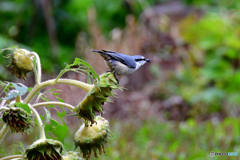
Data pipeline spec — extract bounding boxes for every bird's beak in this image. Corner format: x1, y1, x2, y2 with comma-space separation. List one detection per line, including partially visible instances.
146, 59, 150, 62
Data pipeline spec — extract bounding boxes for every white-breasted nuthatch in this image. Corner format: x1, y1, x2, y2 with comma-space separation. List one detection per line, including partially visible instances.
91, 49, 150, 75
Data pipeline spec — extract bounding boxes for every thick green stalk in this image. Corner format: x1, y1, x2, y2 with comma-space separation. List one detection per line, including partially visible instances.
16, 95, 21, 103
0, 99, 7, 108
28, 104, 46, 140
29, 51, 42, 84
0, 124, 9, 144
0, 155, 26, 160
32, 101, 75, 110
24, 79, 93, 104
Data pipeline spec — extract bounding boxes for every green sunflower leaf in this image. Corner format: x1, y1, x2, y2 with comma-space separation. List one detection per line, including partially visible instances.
14, 102, 31, 114
43, 108, 51, 126
44, 118, 68, 143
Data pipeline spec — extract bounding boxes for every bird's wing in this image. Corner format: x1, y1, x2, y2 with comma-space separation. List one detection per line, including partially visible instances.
101, 50, 136, 68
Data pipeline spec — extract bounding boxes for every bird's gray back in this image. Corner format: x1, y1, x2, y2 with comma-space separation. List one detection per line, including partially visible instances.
101, 50, 136, 68
132, 55, 144, 60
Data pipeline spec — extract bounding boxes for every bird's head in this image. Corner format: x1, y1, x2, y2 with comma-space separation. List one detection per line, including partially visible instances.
133, 55, 150, 69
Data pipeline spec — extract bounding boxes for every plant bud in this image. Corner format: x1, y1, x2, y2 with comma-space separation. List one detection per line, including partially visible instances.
9, 48, 34, 79
74, 116, 111, 160
74, 72, 121, 125
2, 106, 32, 133
25, 139, 64, 160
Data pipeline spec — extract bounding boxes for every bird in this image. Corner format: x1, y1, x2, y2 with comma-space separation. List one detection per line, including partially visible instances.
91, 49, 150, 78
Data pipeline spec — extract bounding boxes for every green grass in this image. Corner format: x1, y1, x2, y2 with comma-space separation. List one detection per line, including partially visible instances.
1, 118, 240, 160
96, 118, 240, 160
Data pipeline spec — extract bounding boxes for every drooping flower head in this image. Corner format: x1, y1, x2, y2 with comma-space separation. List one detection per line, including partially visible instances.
74, 116, 111, 160
74, 72, 121, 125
2, 106, 32, 133
25, 139, 64, 160
7, 48, 34, 79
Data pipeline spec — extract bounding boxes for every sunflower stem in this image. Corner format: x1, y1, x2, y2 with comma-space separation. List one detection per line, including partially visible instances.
0, 107, 8, 112
0, 124, 9, 144
24, 79, 93, 104
0, 155, 26, 160
28, 104, 46, 140
0, 99, 7, 108
16, 95, 21, 103
81, 118, 87, 126
32, 101, 75, 110
29, 52, 42, 84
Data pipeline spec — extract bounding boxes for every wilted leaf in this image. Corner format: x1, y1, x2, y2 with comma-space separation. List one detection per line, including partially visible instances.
2, 83, 28, 100
12, 83, 28, 94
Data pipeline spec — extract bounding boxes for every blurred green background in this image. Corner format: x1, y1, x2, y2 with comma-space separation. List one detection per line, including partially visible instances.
1, 0, 240, 159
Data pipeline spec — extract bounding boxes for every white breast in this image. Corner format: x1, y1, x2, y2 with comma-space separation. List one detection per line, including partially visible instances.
105, 60, 136, 75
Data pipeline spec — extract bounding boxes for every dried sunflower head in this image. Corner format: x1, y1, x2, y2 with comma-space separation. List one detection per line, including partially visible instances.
74, 72, 121, 125
7, 48, 34, 79
25, 139, 64, 160
74, 116, 112, 160
2, 106, 32, 133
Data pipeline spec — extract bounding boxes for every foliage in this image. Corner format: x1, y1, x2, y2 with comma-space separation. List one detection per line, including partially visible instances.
43, 106, 68, 143
2, 118, 240, 159
168, 11, 240, 118
0, 82, 28, 100
104, 118, 240, 160
0, 47, 122, 160
1, 1, 240, 159
185, 0, 240, 9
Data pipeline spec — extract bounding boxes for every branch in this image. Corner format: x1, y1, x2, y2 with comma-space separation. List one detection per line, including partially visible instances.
0, 124, 9, 144
32, 101, 75, 110
24, 79, 93, 104
0, 155, 26, 160
28, 104, 46, 140
29, 52, 42, 84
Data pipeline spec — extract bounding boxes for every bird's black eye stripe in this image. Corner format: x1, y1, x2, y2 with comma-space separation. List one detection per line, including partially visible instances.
135, 58, 146, 62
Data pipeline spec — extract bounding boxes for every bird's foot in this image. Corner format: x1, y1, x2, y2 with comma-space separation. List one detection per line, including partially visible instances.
105, 71, 119, 84
113, 73, 119, 84
115, 78, 119, 84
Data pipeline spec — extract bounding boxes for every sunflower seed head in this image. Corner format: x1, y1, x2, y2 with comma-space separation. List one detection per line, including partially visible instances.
8, 48, 34, 79
74, 116, 111, 160
2, 106, 32, 133
74, 72, 122, 125
25, 139, 64, 160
